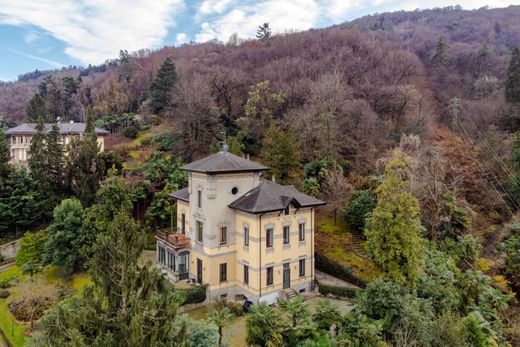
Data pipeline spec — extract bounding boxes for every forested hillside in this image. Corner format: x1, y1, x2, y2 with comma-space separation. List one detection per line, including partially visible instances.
2, 5, 520, 346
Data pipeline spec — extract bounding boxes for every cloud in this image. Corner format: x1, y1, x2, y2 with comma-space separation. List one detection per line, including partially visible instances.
24, 30, 39, 44
0, 0, 184, 65
8, 48, 65, 68
176, 33, 189, 45
195, 0, 321, 43
198, 0, 234, 15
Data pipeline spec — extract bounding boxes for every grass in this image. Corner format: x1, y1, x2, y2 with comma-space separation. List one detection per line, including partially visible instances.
0, 266, 92, 347
316, 214, 381, 282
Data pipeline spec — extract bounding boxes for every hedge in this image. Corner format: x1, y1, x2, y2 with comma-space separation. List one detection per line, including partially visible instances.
315, 252, 367, 288
318, 282, 359, 299
179, 284, 207, 305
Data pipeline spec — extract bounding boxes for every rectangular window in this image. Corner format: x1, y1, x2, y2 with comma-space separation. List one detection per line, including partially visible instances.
220, 226, 227, 245
244, 265, 249, 284
158, 245, 165, 265
220, 263, 227, 282
197, 190, 202, 208
299, 259, 305, 277
299, 223, 306, 241
197, 221, 203, 242
266, 266, 273, 286
167, 250, 175, 271
181, 213, 186, 234
178, 254, 187, 273
244, 227, 249, 247
266, 228, 273, 248
283, 225, 290, 245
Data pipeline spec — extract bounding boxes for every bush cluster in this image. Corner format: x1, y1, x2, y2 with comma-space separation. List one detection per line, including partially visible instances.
0, 289, 10, 299
318, 282, 359, 298
179, 284, 207, 305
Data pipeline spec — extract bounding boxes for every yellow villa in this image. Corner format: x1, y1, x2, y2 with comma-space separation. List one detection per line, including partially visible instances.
5, 122, 109, 166
155, 149, 325, 303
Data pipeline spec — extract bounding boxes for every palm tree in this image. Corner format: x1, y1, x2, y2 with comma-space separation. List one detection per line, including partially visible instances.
278, 296, 318, 343
208, 306, 235, 346
313, 299, 342, 335
246, 303, 284, 347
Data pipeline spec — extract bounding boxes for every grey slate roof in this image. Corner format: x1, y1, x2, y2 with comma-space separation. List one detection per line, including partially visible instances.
180, 151, 268, 174
228, 180, 325, 214
6, 123, 109, 136
168, 187, 189, 203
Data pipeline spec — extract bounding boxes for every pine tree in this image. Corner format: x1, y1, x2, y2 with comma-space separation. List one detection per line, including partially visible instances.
431, 36, 448, 67
67, 112, 101, 206
256, 22, 271, 40
28, 117, 49, 188
46, 123, 65, 198
365, 158, 426, 284
26, 93, 48, 122
505, 47, 520, 104
0, 128, 10, 179
477, 42, 491, 77
149, 57, 177, 114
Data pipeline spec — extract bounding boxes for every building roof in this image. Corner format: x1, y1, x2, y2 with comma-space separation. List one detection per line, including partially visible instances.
168, 187, 189, 203
180, 151, 268, 174
228, 180, 325, 214
5, 123, 109, 136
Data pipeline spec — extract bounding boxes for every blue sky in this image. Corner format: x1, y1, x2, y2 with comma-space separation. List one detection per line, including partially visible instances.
0, 0, 518, 81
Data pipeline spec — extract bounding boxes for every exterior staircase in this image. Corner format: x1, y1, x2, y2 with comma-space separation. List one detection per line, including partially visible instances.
351, 234, 370, 260
284, 288, 298, 300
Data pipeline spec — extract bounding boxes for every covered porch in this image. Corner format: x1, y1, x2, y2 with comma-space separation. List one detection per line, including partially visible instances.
156, 229, 191, 282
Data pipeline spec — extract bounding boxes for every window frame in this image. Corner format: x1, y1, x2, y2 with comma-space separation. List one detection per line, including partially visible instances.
196, 221, 203, 242
181, 213, 186, 234
283, 225, 290, 245
220, 263, 227, 282
266, 266, 273, 286
197, 190, 202, 208
266, 228, 273, 248
244, 227, 249, 247
244, 265, 249, 284
299, 259, 305, 277
220, 226, 227, 245
299, 222, 306, 241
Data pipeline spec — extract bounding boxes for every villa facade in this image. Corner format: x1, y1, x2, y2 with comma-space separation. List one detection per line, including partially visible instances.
155, 150, 325, 303
5, 122, 109, 166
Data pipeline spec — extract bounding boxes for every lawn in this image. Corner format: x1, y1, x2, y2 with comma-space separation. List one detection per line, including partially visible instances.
0, 266, 91, 347
315, 214, 380, 282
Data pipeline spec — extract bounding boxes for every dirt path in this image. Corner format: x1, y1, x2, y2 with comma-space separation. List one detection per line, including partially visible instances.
315, 270, 359, 288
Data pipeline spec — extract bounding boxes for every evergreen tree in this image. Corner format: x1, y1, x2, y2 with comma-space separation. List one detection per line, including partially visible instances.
365, 158, 426, 284
28, 117, 48, 187
29, 210, 183, 346
477, 42, 491, 77
44, 198, 91, 273
149, 57, 177, 114
0, 128, 10, 181
207, 306, 235, 346
246, 303, 284, 346
67, 112, 101, 207
25, 93, 48, 122
256, 22, 271, 40
431, 36, 448, 67
505, 47, 520, 104
260, 122, 301, 183
16, 231, 47, 279
46, 123, 65, 198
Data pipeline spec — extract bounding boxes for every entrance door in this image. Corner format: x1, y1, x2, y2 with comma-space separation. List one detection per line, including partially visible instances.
197, 258, 203, 284
283, 263, 291, 289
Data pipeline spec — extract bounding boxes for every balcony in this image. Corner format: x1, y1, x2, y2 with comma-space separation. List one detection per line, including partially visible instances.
155, 228, 191, 250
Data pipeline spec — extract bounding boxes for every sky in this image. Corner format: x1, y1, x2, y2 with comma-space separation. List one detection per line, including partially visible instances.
0, 0, 519, 81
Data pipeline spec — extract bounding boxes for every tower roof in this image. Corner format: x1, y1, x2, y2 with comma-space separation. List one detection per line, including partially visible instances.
180, 151, 268, 174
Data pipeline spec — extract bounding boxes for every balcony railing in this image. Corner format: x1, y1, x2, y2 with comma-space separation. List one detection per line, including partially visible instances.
156, 228, 191, 250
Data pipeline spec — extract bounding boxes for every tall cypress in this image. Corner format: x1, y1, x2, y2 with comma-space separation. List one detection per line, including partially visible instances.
28, 117, 48, 184
26, 93, 48, 122
46, 123, 65, 197
431, 36, 448, 67
506, 47, 520, 104
149, 57, 177, 114
0, 128, 10, 184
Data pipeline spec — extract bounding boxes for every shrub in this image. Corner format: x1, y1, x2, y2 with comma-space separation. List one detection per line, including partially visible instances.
8, 296, 53, 321
152, 133, 175, 151
0, 289, 10, 298
315, 252, 367, 288
344, 190, 375, 233
0, 276, 13, 288
180, 284, 207, 305
121, 126, 138, 139
318, 283, 359, 298
215, 298, 244, 316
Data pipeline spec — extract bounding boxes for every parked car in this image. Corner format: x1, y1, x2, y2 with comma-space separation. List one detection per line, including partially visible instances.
242, 299, 253, 313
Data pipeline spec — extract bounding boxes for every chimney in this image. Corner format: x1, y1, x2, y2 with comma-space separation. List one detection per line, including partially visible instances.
246, 154, 250, 160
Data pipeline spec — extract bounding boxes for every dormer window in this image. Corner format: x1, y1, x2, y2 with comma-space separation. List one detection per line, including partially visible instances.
284, 205, 290, 215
